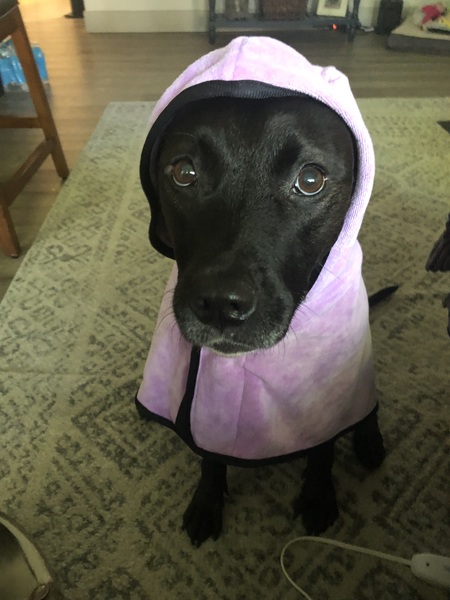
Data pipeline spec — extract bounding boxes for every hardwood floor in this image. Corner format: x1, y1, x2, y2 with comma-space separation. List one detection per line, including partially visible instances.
1, 0, 449, 299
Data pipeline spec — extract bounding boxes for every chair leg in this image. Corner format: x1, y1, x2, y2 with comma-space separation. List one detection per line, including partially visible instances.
0, 201, 21, 258
11, 8, 69, 181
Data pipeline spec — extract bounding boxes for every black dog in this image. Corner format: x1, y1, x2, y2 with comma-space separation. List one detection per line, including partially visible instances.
145, 96, 387, 546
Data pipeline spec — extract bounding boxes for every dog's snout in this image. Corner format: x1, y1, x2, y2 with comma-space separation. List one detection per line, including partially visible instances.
190, 281, 256, 329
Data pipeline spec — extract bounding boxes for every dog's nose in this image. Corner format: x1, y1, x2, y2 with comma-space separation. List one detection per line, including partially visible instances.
190, 281, 256, 329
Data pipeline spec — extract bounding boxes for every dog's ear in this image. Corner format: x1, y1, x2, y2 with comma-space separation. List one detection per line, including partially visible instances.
152, 212, 173, 252
140, 121, 176, 259
141, 137, 175, 260
149, 209, 175, 259
425, 213, 450, 272
148, 154, 176, 259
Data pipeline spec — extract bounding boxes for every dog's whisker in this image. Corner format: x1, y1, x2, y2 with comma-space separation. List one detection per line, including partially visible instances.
162, 286, 176, 299
277, 336, 288, 361
287, 322, 298, 347
297, 301, 319, 319
153, 306, 175, 334
170, 323, 183, 348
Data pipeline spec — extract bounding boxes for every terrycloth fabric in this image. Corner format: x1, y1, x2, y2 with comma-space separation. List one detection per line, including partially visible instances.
137, 37, 377, 464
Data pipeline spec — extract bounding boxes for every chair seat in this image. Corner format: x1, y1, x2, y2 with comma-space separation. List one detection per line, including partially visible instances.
0, 0, 17, 19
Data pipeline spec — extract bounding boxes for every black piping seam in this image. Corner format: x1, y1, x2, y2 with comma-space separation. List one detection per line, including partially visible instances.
174, 346, 201, 444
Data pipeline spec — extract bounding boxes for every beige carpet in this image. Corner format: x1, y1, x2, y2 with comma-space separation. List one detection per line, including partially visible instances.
0, 99, 449, 600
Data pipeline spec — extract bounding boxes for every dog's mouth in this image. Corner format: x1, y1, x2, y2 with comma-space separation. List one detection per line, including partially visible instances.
173, 307, 292, 355
206, 339, 258, 356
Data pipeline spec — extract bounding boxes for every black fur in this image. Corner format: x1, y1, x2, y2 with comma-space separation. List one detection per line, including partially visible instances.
153, 96, 388, 546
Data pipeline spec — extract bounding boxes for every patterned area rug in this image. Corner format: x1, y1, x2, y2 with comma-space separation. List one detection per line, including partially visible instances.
0, 99, 449, 600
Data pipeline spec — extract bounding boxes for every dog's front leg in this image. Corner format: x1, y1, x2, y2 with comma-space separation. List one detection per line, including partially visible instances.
353, 410, 386, 470
183, 458, 228, 547
293, 440, 339, 535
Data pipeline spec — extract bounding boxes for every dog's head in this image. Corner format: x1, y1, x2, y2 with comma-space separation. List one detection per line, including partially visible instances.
145, 96, 355, 354
140, 38, 375, 356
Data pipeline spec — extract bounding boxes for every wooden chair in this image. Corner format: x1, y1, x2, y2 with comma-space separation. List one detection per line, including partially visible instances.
0, 0, 69, 257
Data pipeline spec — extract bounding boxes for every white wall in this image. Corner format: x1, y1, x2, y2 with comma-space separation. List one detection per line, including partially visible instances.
84, 0, 411, 33
84, 0, 209, 32
85, 0, 205, 9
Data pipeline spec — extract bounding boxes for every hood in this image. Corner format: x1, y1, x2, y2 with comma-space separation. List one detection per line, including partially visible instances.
140, 36, 375, 259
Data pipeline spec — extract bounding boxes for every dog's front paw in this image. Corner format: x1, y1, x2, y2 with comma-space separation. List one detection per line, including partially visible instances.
353, 426, 386, 470
293, 476, 338, 535
182, 484, 224, 547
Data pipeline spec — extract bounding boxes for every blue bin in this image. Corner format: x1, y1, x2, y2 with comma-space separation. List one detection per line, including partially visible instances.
0, 38, 48, 91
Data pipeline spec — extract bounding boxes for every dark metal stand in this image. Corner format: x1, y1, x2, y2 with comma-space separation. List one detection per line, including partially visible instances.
208, 0, 361, 44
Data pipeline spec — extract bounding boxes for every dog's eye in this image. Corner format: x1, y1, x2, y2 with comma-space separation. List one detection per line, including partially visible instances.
294, 165, 327, 196
170, 159, 197, 187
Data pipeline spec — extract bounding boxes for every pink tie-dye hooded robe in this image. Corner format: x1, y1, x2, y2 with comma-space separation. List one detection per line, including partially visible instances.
136, 37, 378, 466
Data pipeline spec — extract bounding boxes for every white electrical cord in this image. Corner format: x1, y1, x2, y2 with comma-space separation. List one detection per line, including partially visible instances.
280, 536, 443, 599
